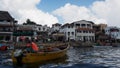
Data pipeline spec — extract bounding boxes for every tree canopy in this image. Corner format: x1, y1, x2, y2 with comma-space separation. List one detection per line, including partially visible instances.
23, 19, 36, 25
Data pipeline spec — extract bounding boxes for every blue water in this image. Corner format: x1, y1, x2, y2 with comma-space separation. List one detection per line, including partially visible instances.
1, 47, 120, 68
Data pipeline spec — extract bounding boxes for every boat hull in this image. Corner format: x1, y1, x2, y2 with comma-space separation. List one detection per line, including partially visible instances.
12, 45, 69, 63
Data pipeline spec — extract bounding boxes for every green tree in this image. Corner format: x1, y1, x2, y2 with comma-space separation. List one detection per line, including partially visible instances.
23, 19, 36, 25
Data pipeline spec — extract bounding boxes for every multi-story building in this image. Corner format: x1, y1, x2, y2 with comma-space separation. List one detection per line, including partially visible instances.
105, 26, 120, 40
14, 24, 36, 42
36, 25, 50, 32
52, 23, 62, 32
0, 11, 16, 41
60, 20, 95, 42
93, 24, 107, 42
14, 23, 51, 42
36, 24, 50, 39
60, 23, 75, 41
74, 20, 95, 42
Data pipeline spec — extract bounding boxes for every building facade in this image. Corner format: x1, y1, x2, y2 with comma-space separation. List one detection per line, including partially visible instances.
14, 25, 36, 42
74, 20, 95, 42
60, 20, 95, 42
105, 27, 120, 40
52, 23, 62, 32
0, 11, 16, 42
60, 23, 75, 41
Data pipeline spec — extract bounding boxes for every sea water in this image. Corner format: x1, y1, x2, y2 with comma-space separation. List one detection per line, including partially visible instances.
1, 47, 120, 68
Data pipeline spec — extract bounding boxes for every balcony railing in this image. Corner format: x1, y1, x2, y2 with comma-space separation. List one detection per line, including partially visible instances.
0, 30, 13, 32
0, 22, 13, 26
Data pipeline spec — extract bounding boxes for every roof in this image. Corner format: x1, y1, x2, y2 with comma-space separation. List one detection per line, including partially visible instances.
52, 23, 62, 26
0, 11, 14, 21
62, 23, 73, 27
74, 20, 94, 24
17, 25, 34, 30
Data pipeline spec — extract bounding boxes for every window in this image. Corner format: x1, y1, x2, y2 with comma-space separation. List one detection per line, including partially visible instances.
77, 30, 82, 33
86, 31, 88, 33
87, 24, 91, 28
76, 24, 80, 26
39, 28, 41, 30
43, 28, 45, 31
81, 24, 86, 27
68, 26, 70, 28
71, 32, 74, 35
71, 26, 73, 28
79, 31, 82, 33
83, 31, 86, 33
68, 32, 70, 36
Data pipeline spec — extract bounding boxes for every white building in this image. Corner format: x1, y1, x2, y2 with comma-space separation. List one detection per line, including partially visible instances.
60, 20, 95, 42
52, 23, 62, 32
60, 23, 75, 41
74, 20, 95, 42
105, 27, 120, 39
36, 25, 50, 32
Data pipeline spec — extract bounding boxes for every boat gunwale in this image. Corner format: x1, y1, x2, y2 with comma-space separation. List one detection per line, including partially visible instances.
27, 44, 70, 54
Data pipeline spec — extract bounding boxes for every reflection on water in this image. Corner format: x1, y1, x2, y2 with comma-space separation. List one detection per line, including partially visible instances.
1, 47, 120, 68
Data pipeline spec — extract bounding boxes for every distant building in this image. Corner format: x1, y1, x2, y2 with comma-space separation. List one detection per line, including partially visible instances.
74, 20, 95, 42
93, 24, 107, 42
60, 20, 95, 42
36, 24, 50, 39
15, 24, 36, 42
0, 11, 16, 41
52, 23, 62, 32
105, 26, 120, 40
60, 23, 75, 41
99, 24, 107, 31
14, 23, 51, 42
93, 24, 107, 31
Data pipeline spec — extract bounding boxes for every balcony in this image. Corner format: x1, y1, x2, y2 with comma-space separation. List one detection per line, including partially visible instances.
0, 28, 13, 32
0, 30, 13, 35
0, 22, 13, 26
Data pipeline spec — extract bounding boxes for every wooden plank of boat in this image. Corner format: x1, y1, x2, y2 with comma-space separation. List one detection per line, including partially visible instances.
12, 44, 69, 64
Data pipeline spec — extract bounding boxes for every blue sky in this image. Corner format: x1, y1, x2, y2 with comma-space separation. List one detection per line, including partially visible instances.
38, 0, 100, 12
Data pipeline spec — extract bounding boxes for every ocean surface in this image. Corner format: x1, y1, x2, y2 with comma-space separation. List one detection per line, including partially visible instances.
1, 46, 120, 68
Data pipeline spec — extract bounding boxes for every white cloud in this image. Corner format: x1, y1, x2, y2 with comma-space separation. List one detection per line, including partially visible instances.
53, 3, 106, 24
0, 0, 58, 26
91, 0, 120, 26
53, 0, 120, 27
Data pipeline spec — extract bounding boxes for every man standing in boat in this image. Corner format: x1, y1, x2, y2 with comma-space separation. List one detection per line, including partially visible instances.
26, 39, 39, 53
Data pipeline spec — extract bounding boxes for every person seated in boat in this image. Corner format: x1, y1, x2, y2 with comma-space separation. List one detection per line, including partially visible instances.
26, 40, 39, 53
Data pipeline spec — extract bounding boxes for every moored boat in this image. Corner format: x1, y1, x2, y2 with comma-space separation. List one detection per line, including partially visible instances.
12, 44, 69, 64
93, 45, 112, 48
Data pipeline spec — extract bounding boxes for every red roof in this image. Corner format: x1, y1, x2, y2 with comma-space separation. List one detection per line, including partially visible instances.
76, 28, 94, 31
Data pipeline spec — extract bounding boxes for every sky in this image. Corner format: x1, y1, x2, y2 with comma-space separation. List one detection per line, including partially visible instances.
0, 0, 120, 27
